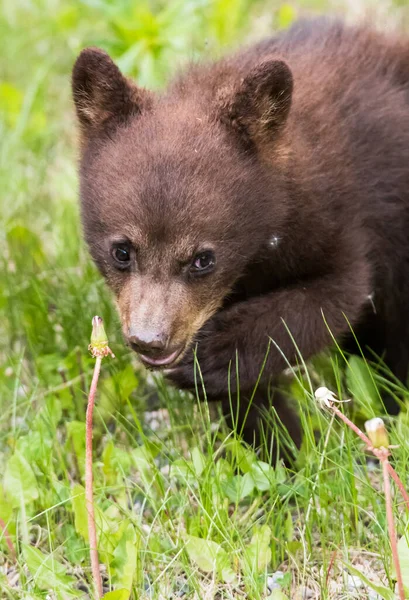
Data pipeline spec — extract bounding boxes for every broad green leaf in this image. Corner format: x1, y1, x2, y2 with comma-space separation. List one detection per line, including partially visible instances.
102, 591, 129, 600
0, 486, 13, 534
191, 447, 206, 477
185, 535, 234, 582
71, 484, 88, 541
250, 461, 276, 492
103, 441, 133, 485
185, 534, 224, 572
4, 451, 39, 508
284, 511, 294, 542
245, 525, 272, 573
397, 535, 409, 593
222, 473, 254, 503
23, 544, 80, 595
227, 440, 256, 473
66, 421, 86, 477
111, 523, 139, 591
346, 356, 378, 408
215, 458, 233, 480
344, 563, 395, 600
61, 524, 88, 565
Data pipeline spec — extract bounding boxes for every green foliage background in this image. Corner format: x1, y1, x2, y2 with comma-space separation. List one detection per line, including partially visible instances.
1, 1, 409, 598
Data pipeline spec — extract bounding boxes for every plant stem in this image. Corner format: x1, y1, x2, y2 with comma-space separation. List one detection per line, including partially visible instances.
0, 517, 16, 558
383, 459, 405, 600
387, 464, 409, 514
330, 405, 372, 446
324, 399, 408, 597
331, 405, 409, 512
86, 355, 103, 599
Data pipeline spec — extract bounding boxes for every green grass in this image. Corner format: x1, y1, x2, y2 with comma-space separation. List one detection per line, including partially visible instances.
1, 0, 409, 598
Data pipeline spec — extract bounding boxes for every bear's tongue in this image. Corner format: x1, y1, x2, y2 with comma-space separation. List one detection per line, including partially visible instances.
139, 347, 183, 368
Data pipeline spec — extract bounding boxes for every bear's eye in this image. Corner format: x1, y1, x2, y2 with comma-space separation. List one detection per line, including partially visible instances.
190, 250, 215, 275
112, 243, 131, 268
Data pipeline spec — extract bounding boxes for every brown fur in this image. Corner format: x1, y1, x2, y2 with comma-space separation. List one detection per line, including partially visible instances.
72, 18, 409, 456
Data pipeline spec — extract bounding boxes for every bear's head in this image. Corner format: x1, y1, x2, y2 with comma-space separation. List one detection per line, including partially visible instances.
72, 48, 293, 368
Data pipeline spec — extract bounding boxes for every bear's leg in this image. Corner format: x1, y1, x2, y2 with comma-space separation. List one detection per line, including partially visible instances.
221, 386, 301, 463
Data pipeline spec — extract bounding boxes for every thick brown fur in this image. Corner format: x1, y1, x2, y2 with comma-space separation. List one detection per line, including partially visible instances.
73, 18, 409, 456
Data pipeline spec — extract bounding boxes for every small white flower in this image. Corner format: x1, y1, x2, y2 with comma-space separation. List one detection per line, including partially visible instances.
314, 386, 350, 408
314, 386, 337, 407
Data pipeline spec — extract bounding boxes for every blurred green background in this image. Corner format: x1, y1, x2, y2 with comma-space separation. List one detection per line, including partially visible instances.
2, 1, 409, 597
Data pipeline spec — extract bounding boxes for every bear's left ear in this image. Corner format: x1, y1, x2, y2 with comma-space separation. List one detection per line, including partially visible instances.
72, 47, 152, 137
219, 60, 293, 148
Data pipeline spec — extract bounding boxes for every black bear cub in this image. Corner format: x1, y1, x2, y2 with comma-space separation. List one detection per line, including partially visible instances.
72, 19, 409, 454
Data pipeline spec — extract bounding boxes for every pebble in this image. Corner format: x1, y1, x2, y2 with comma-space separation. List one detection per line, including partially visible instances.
347, 574, 365, 591
298, 586, 314, 599
267, 571, 285, 591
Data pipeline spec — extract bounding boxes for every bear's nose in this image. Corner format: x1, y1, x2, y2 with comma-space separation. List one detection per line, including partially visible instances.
128, 328, 168, 354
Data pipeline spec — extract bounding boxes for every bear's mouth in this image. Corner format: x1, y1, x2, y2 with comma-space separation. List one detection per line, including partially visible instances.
138, 346, 184, 369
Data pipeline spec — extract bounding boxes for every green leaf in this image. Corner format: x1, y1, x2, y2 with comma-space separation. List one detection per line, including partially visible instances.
66, 421, 86, 477
185, 535, 234, 582
191, 447, 206, 477
346, 356, 379, 408
103, 441, 133, 485
71, 484, 88, 541
0, 486, 13, 534
111, 523, 139, 591
61, 524, 88, 565
397, 534, 409, 593
102, 591, 129, 600
344, 563, 395, 600
245, 525, 272, 573
185, 534, 223, 572
227, 440, 256, 473
222, 473, 254, 503
284, 511, 294, 542
250, 461, 276, 492
23, 544, 80, 595
4, 451, 39, 508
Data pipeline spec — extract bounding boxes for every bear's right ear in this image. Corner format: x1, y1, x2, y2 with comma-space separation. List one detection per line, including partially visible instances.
72, 48, 152, 137
218, 59, 293, 150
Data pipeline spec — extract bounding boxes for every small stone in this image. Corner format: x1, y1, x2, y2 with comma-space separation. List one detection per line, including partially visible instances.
368, 593, 383, 600
267, 571, 285, 591
347, 574, 365, 591
299, 586, 314, 599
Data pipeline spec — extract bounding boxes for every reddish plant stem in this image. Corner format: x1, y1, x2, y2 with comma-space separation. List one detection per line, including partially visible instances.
331, 405, 409, 512
383, 460, 405, 600
329, 402, 408, 598
86, 355, 103, 599
330, 405, 372, 446
0, 516, 16, 558
387, 465, 409, 513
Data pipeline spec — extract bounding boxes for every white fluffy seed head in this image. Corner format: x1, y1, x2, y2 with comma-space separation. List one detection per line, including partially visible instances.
314, 386, 337, 406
